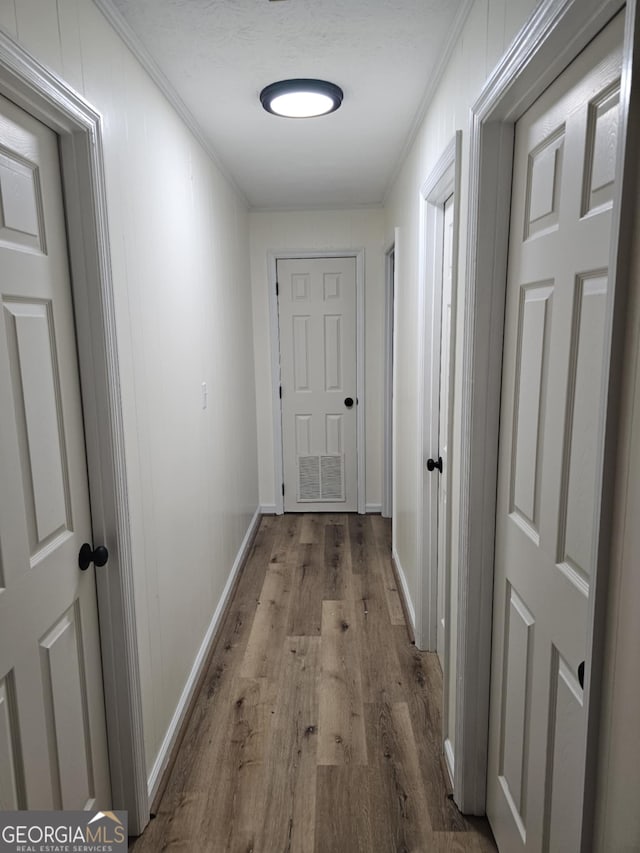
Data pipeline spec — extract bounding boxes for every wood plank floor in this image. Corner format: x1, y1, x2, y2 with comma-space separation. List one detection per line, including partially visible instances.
129, 514, 497, 853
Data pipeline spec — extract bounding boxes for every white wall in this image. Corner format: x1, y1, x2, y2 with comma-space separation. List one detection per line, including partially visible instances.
0, 0, 259, 778
249, 209, 386, 511
386, 1, 640, 847
384, 0, 538, 747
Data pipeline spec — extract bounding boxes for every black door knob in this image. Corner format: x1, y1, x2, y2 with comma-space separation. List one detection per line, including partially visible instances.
344, 397, 354, 408
79, 543, 109, 572
426, 457, 443, 473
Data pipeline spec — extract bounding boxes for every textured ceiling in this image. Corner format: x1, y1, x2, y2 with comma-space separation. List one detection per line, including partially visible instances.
108, 0, 467, 209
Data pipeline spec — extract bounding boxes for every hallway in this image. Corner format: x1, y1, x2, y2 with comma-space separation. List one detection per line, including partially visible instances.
129, 514, 496, 852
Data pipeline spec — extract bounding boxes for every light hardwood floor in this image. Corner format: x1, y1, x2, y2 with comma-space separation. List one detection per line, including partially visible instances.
129, 514, 497, 852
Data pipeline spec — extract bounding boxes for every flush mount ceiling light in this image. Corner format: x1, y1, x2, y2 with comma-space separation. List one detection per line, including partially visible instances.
260, 79, 344, 118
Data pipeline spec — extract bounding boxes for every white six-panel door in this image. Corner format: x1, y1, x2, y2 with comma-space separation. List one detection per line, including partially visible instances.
0, 93, 110, 809
277, 257, 358, 512
487, 14, 622, 852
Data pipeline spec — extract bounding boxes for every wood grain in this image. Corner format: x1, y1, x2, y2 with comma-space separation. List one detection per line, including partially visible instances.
198, 677, 271, 852
314, 766, 372, 853
392, 624, 469, 832
287, 542, 324, 636
259, 636, 320, 853
371, 514, 406, 625
350, 517, 403, 703
240, 562, 291, 679
322, 520, 351, 599
317, 599, 367, 766
366, 701, 433, 850
299, 513, 323, 544
130, 513, 496, 852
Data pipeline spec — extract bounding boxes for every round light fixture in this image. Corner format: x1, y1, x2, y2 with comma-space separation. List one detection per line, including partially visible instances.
260, 79, 344, 118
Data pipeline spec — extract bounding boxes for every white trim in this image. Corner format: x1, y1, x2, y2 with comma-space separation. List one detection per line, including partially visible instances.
456, 0, 631, 821
0, 32, 148, 833
582, 6, 639, 846
251, 202, 385, 214
356, 254, 366, 515
415, 132, 461, 654
391, 227, 400, 532
260, 504, 278, 515
365, 503, 382, 514
268, 249, 366, 515
382, 242, 395, 519
444, 738, 455, 789
267, 255, 284, 515
92, 0, 249, 209
147, 508, 261, 801
391, 548, 416, 633
383, 0, 474, 201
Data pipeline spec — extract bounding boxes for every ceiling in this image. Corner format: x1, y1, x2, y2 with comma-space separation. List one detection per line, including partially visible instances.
106, 0, 468, 209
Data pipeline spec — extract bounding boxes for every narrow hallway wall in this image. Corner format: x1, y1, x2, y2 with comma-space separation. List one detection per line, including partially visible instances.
386, 3, 640, 849
384, 0, 538, 762
0, 0, 259, 782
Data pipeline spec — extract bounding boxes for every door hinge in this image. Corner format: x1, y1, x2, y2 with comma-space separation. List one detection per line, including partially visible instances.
279, 385, 282, 399
282, 483, 285, 496
276, 281, 279, 296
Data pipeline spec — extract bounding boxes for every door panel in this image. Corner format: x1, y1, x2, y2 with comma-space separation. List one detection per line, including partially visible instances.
0, 93, 110, 809
487, 14, 622, 852
40, 604, 93, 810
4, 299, 72, 553
278, 257, 357, 512
0, 673, 22, 808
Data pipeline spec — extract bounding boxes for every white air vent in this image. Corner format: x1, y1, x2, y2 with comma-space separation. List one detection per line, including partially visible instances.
299, 455, 321, 501
297, 454, 345, 502
320, 455, 343, 500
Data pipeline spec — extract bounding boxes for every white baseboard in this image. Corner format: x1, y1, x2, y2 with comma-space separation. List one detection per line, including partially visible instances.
261, 503, 378, 514
391, 546, 416, 633
147, 507, 262, 801
444, 737, 455, 789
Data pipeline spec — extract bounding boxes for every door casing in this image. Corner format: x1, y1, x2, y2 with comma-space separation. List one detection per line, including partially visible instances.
267, 249, 366, 515
382, 239, 396, 520
455, 3, 637, 846
416, 133, 462, 651
416, 133, 462, 788
0, 32, 148, 834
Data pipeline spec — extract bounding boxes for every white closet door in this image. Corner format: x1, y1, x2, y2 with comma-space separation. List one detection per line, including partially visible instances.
278, 257, 357, 512
0, 93, 111, 810
487, 14, 622, 852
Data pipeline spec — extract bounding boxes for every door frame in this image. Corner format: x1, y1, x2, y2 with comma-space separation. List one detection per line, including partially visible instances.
416, 132, 461, 657
267, 249, 366, 515
382, 239, 396, 519
0, 33, 148, 832
455, 0, 637, 835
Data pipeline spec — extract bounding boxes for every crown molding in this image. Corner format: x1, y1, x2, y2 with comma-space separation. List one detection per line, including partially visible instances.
92, 0, 250, 209
249, 201, 385, 214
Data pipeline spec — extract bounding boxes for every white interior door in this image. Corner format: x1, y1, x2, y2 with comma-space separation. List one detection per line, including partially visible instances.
278, 257, 358, 512
436, 194, 454, 669
0, 93, 111, 809
487, 14, 622, 851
